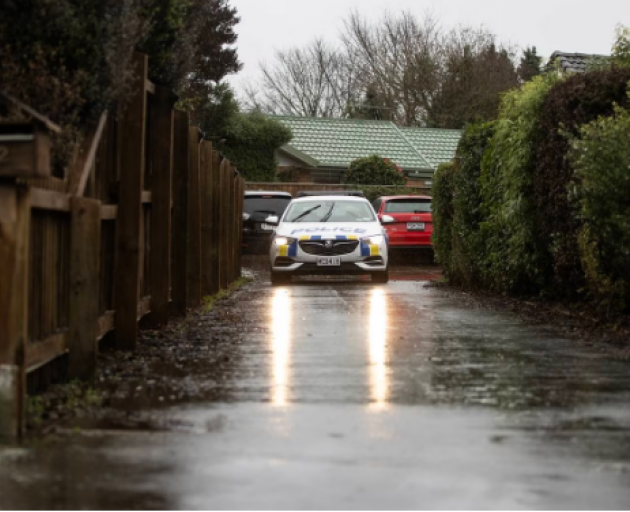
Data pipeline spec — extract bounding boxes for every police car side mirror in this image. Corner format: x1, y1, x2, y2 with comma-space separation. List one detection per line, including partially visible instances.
380, 215, 395, 224
265, 215, 279, 226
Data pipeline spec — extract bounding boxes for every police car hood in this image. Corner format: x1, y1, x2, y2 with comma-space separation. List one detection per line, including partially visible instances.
278, 222, 382, 239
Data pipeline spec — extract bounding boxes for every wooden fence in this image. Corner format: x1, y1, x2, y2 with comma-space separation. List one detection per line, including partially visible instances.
245, 182, 431, 197
0, 54, 244, 438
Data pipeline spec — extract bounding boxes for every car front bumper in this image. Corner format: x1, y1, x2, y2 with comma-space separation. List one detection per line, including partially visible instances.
269, 237, 388, 273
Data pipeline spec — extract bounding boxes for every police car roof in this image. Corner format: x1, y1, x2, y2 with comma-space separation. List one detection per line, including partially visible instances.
290, 195, 369, 203
244, 191, 292, 197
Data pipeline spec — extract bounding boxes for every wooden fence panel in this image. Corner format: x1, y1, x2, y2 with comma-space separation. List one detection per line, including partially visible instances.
209, 151, 222, 295
0, 52, 248, 439
0, 184, 30, 438
148, 86, 174, 327
200, 141, 214, 297
186, 127, 201, 307
171, 110, 189, 315
113, 52, 148, 351
68, 197, 100, 381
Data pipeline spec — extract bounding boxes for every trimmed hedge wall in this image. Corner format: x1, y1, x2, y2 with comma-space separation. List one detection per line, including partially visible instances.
533, 67, 630, 295
432, 67, 630, 314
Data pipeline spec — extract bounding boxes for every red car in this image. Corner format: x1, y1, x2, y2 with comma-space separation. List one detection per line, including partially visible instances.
373, 195, 433, 250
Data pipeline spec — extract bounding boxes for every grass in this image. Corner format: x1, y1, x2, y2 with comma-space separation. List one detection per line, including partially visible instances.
203, 276, 254, 312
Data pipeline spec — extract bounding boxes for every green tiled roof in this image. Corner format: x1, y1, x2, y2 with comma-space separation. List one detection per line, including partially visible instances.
399, 127, 462, 169
274, 116, 432, 171
273, 116, 461, 171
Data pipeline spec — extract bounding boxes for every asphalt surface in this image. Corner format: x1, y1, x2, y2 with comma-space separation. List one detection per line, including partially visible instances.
1, 257, 630, 509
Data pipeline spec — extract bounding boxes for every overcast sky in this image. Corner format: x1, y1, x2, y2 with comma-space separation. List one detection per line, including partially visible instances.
228, 0, 628, 95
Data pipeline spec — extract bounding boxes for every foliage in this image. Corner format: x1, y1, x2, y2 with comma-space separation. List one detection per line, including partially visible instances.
195, 82, 240, 137
247, 12, 523, 129
518, 46, 542, 82
612, 25, 630, 67
0, 0, 241, 174
219, 113, 292, 182
567, 105, 630, 311
432, 162, 457, 273
140, 0, 240, 89
354, 185, 426, 203
429, 43, 519, 129
343, 155, 407, 186
533, 67, 630, 294
448, 121, 495, 286
478, 73, 558, 294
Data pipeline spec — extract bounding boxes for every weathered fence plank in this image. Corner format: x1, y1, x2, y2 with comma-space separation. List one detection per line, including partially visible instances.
68, 197, 100, 381
148, 86, 174, 327
113, 53, 148, 351
209, 150, 222, 295
0, 184, 30, 438
186, 127, 201, 307
200, 141, 214, 297
170, 110, 189, 315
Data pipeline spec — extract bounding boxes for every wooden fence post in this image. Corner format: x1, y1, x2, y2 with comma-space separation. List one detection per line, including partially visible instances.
113, 53, 148, 351
232, 171, 240, 282
209, 151, 222, 294
149, 87, 174, 327
68, 197, 100, 381
186, 127, 201, 307
171, 110, 189, 315
0, 183, 29, 439
218, 160, 230, 290
237, 177, 244, 278
200, 141, 214, 297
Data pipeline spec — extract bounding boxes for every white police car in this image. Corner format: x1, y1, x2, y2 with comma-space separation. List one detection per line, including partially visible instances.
266, 196, 390, 285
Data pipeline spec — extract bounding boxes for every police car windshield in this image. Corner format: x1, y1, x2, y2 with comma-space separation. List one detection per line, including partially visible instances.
285, 201, 375, 223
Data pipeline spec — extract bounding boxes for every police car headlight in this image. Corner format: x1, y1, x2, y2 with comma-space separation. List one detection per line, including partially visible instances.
362, 235, 384, 245
275, 236, 296, 246
242, 212, 250, 221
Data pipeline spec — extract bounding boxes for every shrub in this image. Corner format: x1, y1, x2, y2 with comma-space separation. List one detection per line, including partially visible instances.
568, 105, 630, 312
450, 121, 495, 286
220, 113, 292, 182
480, 73, 558, 294
432, 162, 457, 275
343, 155, 407, 186
533, 67, 630, 295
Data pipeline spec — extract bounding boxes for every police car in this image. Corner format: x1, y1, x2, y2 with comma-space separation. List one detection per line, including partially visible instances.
265, 196, 390, 285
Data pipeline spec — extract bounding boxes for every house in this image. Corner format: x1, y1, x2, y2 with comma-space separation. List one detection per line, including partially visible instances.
272, 116, 461, 187
546, 51, 609, 74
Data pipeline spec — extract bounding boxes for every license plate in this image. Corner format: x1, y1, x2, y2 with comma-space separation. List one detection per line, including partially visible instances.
261, 223, 276, 231
317, 257, 341, 266
407, 222, 425, 231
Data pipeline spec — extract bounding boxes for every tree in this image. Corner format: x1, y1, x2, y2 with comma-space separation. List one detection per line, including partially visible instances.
141, 0, 241, 99
428, 41, 518, 128
518, 46, 542, 82
247, 11, 520, 129
244, 39, 357, 117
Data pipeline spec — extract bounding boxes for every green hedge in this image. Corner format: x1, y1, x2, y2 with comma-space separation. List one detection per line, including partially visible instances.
220, 113, 292, 182
533, 67, 630, 295
343, 155, 407, 186
432, 162, 457, 275
431, 67, 630, 313
568, 105, 630, 311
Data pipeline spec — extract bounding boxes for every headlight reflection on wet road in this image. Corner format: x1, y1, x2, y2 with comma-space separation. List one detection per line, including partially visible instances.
271, 288, 292, 407
369, 288, 389, 409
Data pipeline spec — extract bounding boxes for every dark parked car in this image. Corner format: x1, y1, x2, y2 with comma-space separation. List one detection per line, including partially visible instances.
242, 191, 292, 253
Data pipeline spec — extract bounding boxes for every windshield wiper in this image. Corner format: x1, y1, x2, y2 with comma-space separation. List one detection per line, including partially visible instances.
320, 203, 336, 223
290, 204, 322, 222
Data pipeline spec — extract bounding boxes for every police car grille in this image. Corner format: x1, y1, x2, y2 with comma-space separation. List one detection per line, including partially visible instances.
299, 240, 359, 256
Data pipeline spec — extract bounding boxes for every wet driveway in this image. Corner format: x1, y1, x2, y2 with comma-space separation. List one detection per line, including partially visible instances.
1, 260, 630, 509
